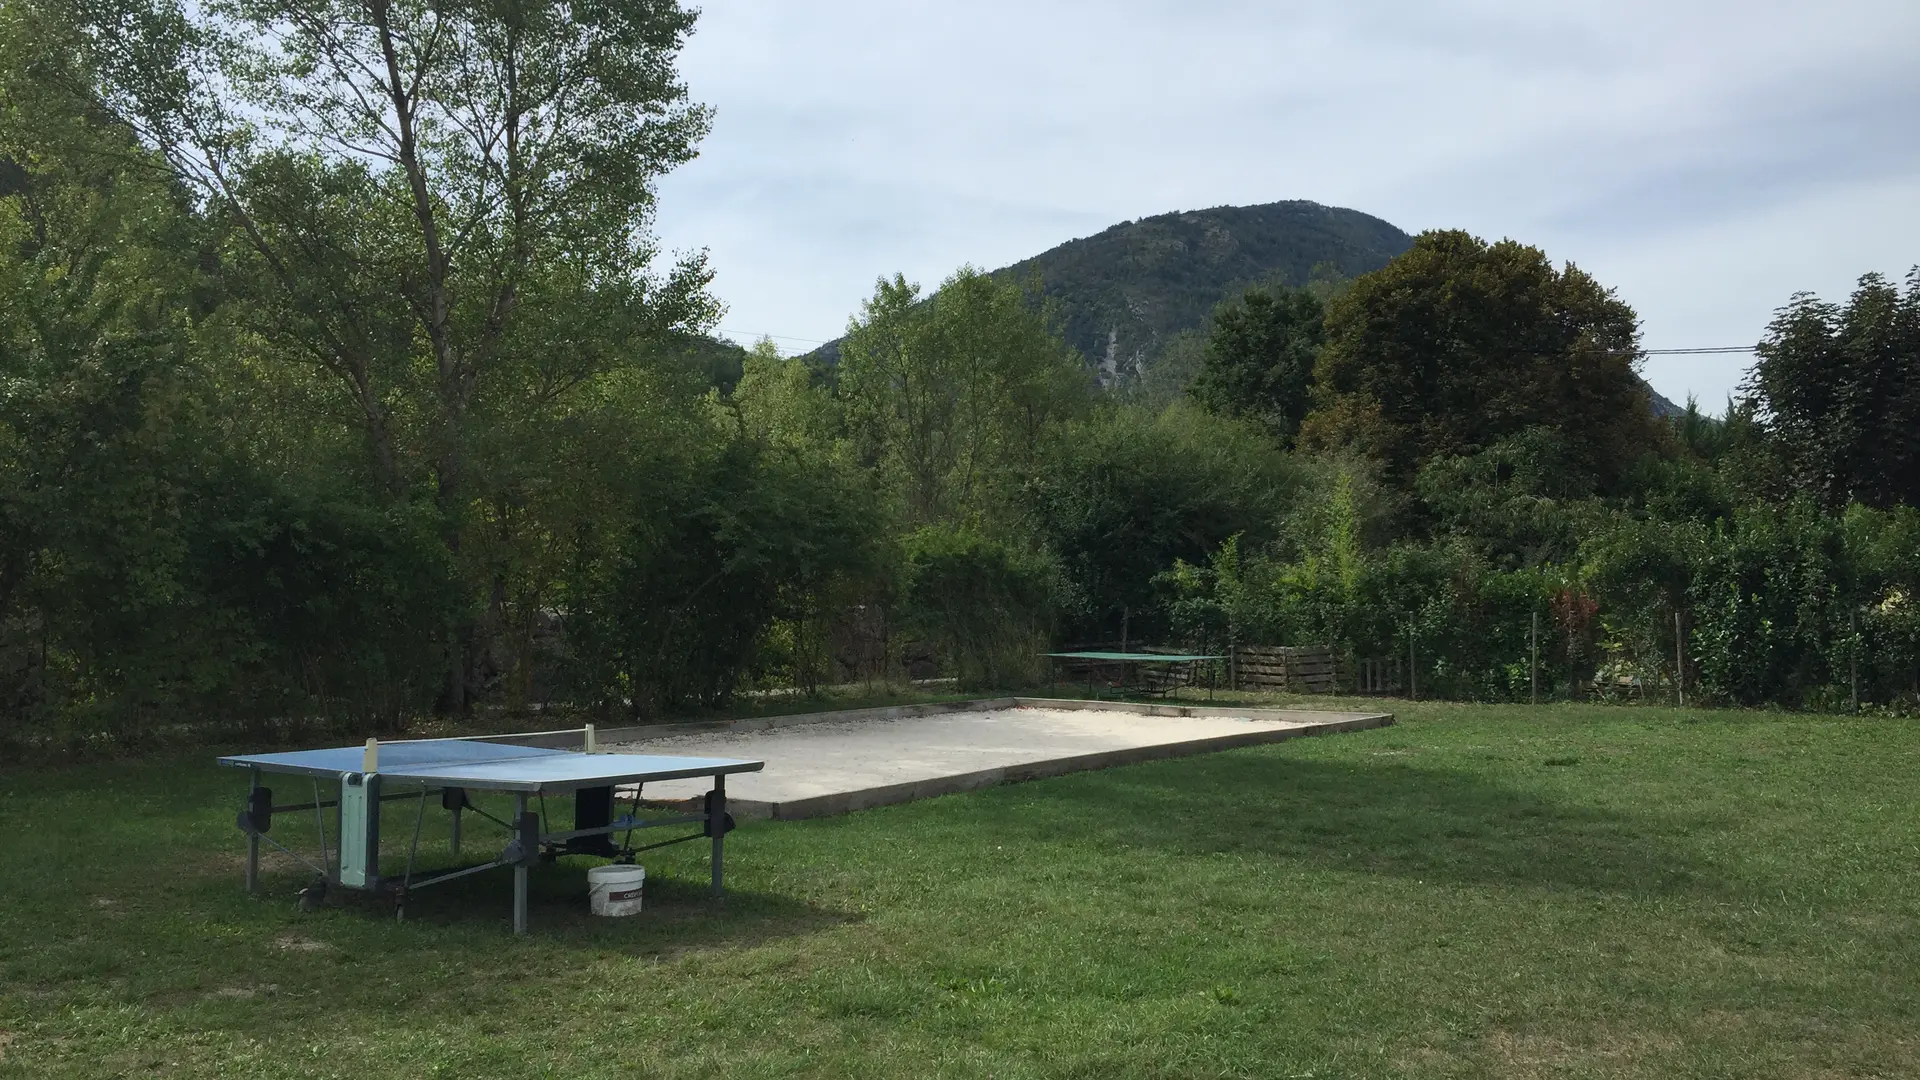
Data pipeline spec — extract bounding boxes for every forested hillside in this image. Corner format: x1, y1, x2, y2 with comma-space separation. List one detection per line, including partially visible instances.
2, 0, 1916, 752
1005, 201, 1413, 377
812, 201, 1411, 378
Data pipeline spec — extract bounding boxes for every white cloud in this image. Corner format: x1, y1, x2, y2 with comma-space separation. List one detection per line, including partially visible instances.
652, 0, 1920, 404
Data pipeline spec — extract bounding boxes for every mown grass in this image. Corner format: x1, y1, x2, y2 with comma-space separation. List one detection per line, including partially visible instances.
3, 700, 1918, 1078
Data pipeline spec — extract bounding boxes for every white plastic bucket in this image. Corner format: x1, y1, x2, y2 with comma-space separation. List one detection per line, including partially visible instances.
587, 864, 645, 917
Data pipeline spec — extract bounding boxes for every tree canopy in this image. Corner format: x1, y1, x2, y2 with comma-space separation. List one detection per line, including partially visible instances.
1743, 270, 1920, 510
837, 268, 1089, 527
1187, 284, 1324, 446
51, 0, 717, 711
1301, 230, 1661, 491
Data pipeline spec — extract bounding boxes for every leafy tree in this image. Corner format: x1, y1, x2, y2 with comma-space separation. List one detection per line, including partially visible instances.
1841, 504, 1920, 703
1416, 429, 1606, 570
1686, 500, 1846, 707
725, 342, 886, 695
1302, 230, 1662, 491
838, 268, 1089, 526
1743, 270, 1920, 510
730, 340, 845, 455
898, 525, 1052, 689
60, 0, 717, 711
1188, 284, 1323, 446
1025, 402, 1298, 642
556, 413, 884, 715
0, 10, 215, 725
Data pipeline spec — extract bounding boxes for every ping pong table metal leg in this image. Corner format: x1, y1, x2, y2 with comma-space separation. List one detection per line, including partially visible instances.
512, 793, 530, 935
245, 768, 261, 894
710, 774, 726, 898
450, 802, 461, 857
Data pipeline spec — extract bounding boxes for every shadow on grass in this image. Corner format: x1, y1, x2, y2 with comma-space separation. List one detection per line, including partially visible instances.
992, 750, 1721, 897
251, 858, 858, 953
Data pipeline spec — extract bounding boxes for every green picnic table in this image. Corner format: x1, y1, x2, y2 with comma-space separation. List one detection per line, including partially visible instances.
1045, 650, 1224, 700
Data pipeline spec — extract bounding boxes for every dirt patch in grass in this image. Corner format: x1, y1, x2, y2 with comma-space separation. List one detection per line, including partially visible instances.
1399, 1026, 1686, 1078
271, 933, 334, 953
206, 985, 275, 1001
1481, 1028, 1683, 1077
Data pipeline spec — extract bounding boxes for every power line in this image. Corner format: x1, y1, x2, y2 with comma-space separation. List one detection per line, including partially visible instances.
718, 328, 829, 345
1642, 346, 1756, 355
713, 328, 1756, 356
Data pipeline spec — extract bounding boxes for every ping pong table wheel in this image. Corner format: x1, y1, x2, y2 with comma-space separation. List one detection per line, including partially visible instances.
295, 880, 327, 913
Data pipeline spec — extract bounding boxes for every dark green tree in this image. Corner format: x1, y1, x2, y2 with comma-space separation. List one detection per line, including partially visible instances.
1024, 403, 1298, 642
1188, 285, 1323, 446
1743, 270, 1920, 510
897, 525, 1053, 689
1302, 230, 1661, 491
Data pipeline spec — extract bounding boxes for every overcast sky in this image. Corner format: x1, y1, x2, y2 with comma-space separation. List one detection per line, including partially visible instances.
651, 0, 1920, 408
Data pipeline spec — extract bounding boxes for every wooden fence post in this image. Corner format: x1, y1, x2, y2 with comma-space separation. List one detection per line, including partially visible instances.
1850, 608, 1859, 714
1408, 628, 1417, 701
1675, 610, 1686, 708
1530, 611, 1539, 705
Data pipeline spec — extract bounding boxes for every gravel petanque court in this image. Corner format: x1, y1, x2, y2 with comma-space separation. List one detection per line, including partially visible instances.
608, 699, 1392, 819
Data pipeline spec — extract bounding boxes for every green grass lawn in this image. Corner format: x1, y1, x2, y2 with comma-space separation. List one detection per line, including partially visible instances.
4, 700, 1919, 1078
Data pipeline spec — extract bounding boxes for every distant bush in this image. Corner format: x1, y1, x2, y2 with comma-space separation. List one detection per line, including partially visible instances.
897, 526, 1053, 690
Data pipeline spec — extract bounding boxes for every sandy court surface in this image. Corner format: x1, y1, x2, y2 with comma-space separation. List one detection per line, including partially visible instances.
605, 705, 1362, 818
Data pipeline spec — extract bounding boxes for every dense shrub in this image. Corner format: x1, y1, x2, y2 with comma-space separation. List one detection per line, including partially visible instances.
897, 525, 1053, 690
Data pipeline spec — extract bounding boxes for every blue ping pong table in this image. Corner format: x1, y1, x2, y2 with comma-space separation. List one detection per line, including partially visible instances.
218, 734, 763, 933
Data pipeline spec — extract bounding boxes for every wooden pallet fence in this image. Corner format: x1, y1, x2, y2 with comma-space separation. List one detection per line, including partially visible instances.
1231, 645, 1341, 693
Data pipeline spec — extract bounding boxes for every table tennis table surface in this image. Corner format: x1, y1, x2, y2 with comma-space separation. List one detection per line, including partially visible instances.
218, 739, 763, 794
1045, 651, 1224, 662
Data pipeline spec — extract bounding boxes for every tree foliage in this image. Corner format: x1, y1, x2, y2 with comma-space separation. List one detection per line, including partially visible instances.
1025, 403, 1298, 641
838, 268, 1089, 526
898, 525, 1052, 690
1743, 270, 1920, 510
56, 0, 717, 711
1187, 284, 1323, 445
1303, 230, 1662, 491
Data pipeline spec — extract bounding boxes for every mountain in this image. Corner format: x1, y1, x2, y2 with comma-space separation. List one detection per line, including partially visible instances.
1645, 386, 1685, 418
998, 201, 1414, 379
809, 200, 1414, 375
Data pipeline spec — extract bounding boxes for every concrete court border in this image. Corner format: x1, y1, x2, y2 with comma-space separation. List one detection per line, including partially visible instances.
516, 697, 1395, 821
